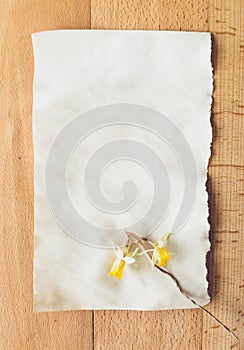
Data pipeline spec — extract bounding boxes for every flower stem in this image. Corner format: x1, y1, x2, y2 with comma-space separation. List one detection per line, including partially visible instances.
124, 230, 238, 341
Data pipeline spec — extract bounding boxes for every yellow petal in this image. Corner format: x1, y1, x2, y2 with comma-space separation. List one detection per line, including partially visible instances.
109, 259, 125, 280
155, 246, 170, 267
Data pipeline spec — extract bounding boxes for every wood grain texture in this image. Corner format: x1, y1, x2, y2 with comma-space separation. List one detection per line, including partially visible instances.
1, 0, 243, 349
91, 0, 244, 349
0, 1, 93, 349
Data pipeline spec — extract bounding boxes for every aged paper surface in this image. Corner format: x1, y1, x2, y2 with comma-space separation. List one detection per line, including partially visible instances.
32, 30, 212, 311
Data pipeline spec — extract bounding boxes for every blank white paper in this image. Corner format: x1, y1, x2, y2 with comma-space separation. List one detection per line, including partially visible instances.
32, 30, 213, 311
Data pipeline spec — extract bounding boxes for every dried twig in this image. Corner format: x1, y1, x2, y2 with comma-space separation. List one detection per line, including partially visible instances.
125, 230, 239, 341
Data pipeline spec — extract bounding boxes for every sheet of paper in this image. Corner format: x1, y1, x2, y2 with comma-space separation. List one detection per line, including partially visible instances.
32, 30, 213, 311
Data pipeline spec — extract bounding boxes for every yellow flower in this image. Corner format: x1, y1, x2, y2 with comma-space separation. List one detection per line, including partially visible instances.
153, 246, 170, 266
109, 258, 125, 280
109, 247, 136, 280
152, 233, 171, 267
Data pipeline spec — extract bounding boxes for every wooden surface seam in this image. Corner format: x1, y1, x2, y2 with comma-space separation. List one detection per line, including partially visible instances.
0, 0, 243, 349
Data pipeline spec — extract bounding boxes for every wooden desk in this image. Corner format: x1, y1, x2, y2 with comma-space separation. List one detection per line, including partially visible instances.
1, 0, 243, 349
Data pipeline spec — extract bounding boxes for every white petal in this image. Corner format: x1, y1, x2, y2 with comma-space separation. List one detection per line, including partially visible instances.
158, 232, 171, 247
152, 249, 158, 261
157, 239, 165, 247
115, 247, 124, 259
123, 256, 136, 264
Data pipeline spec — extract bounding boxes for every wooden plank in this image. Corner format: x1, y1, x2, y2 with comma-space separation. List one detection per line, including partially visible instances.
0, 1, 93, 349
1, 0, 243, 349
91, 1, 207, 349
203, 0, 244, 349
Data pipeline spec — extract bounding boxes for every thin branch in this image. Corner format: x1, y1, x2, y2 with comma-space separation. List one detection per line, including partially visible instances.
124, 230, 238, 341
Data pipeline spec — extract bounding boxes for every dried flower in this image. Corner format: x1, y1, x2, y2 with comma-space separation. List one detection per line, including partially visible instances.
109, 246, 136, 280
152, 233, 171, 267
